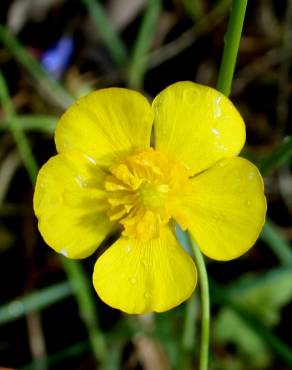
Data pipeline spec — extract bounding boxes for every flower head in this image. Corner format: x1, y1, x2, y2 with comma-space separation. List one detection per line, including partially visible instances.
34, 82, 266, 314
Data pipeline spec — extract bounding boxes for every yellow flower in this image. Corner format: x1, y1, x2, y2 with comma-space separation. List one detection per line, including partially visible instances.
33, 81, 267, 314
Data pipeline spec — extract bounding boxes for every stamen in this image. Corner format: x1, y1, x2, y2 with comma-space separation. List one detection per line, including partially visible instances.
105, 148, 190, 240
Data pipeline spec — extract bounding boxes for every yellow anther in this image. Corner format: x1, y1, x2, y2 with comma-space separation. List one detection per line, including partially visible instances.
105, 148, 190, 240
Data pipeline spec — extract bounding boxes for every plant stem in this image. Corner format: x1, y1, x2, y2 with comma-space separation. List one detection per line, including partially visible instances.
181, 3, 249, 368
61, 257, 108, 363
261, 219, 292, 266
0, 282, 72, 326
259, 136, 292, 175
0, 71, 38, 182
80, 0, 127, 67
128, 0, 161, 89
217, 0, 248, 96
188, 235, 210, 370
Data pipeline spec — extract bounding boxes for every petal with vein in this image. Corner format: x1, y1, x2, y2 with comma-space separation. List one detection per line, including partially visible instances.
179, 157, 267, 260
93, 227, 197, 313
34, 152, 114, 258
55, 88, 154, 167
153, 81, 246, 175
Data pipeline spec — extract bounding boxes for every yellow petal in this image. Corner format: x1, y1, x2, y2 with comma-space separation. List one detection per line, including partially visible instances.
93, 227, 197, 313
34, 152, 114, 259
55, 88, 154, 168
179, 157, 266, 260
153, 81, 246, 174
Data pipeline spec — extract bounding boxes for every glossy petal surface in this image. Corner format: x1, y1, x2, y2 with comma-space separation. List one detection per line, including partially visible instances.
153, 81, 246, 174
34, 152, 114, 258
179, 157, 267, 260
93, 227, 197, 313
55, 88, 154, 167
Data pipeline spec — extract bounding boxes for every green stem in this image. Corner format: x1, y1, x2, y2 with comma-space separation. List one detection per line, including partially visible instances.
128, 0, 161, 89
1, 115, 58, 134
188, 235, 210, 370
261, 219, 292, 267
217, 0, 248, 96
80, 0, 127, 67
0, 71, 38, 182
0, 282, 72, 326
181, 3, 249, 368
259, 136, 292, 176
61, 258, 108, 363
182, 294, 198, 352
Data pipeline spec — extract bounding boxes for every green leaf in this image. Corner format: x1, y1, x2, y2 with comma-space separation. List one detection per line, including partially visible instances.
215, 308, 272, 369
227, 267, 292, 326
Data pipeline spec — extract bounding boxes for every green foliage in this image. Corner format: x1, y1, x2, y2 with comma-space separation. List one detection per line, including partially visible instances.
215, 308, 271, 369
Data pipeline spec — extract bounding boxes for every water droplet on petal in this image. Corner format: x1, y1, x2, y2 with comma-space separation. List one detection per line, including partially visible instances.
75, 175, 87, 188
248, 171, 255, 180
85, 155, 97, 165
60, 248, 68, 257
211, 127, 220, 136
129, 277, 137, 284
125, 245, 132, 253
144, 292, 150, 299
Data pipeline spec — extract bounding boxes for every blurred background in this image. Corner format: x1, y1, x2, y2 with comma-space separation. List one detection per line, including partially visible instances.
0, 0, 292, 369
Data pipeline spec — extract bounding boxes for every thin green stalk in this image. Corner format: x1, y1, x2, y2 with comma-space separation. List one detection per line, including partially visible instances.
261, 219, 292, 266
0, 24, 74, 109
259, 136, 292, 175
177, 226, 208, 369
188, 235, 210, 370
179, 294, 198, 369
81, 0, 127, 67
0, 282, 72, 326
8, 117, 39, 182
181, 2, 249, 369
217, 0, 248, 95
128, 0, 161, 88
61, 258, 107, 363
182, 295, 198, 352
1, 115, 58, 134
0, 71, 38, 182
148, 0, 231, 70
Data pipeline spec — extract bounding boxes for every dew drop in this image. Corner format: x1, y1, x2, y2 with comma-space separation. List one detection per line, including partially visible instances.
125, 245, 132, 253
211, 127, 220, 136
129, 277, 137, 284
85, 155, 97, 165
60, 248, 68, 257
75, 175, 87, 187
144, 292, 150, 299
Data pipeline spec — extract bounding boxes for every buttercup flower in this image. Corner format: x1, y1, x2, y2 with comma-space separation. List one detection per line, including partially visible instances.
34, 81, 267, 314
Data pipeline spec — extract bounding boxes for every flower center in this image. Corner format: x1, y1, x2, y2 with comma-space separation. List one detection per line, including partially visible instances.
104, 148, 191, 240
